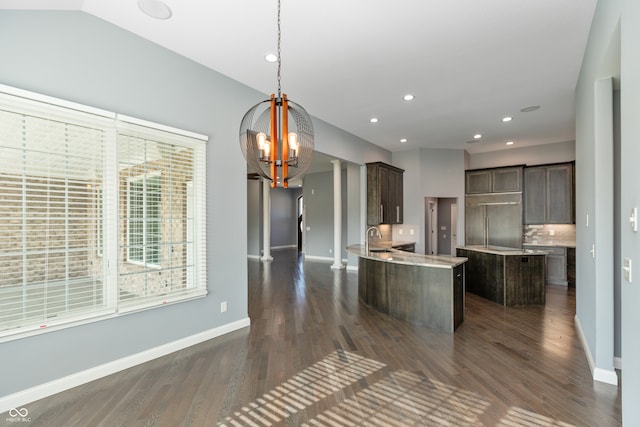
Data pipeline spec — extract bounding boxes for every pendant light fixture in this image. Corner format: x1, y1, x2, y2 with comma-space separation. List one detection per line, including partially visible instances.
239, 0, 314, 188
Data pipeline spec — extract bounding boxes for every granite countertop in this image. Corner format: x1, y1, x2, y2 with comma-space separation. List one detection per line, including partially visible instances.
458, 245, 547, 256
347, 244, 467, 269
368, 240, 416, 248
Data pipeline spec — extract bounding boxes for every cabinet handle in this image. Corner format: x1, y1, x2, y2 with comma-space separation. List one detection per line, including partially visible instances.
396, 206, 400, 222
380, 204, 383, 222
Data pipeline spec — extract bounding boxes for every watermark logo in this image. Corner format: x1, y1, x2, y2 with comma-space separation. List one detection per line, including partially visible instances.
6, 408, 31, 423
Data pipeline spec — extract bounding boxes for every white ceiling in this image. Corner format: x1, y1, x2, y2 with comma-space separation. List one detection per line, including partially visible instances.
4, 0, 596, 157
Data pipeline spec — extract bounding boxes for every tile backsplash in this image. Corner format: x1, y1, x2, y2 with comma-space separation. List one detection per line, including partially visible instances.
523, 224, 576, 246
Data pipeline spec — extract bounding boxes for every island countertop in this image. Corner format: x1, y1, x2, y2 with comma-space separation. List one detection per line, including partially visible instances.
347, 244, 467, 269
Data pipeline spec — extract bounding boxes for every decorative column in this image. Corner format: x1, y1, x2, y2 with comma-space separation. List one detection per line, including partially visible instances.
261, 178, 273, 261
331, 159, 344, 270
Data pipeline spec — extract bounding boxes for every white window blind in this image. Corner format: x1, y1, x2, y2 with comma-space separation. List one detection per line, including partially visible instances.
0, 85, 208, 339
116, 117, 207, 311
0, 90, 115, 334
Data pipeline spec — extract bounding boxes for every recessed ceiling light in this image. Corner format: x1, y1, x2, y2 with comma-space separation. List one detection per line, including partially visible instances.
138, 0, 172, 19
473, 134, 482, 139
370, 118, 379, 123
520, 105, 541, 112
403, 94, 415, 101
506, 141, 514, 145
502, 116, 513, 122
265, 54, 277, 63
400, 138, 407, 143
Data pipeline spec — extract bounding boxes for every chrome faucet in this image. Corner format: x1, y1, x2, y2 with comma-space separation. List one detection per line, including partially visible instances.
365, 226, 382, 252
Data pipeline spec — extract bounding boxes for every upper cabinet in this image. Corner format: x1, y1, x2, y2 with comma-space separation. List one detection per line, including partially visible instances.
465, 166, 523, 194
367, 162, 404, 225
524, 163, 574, 224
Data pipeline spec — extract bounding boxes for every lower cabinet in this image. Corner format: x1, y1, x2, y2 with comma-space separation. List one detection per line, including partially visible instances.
544, 246, 567, 285
567, 247, 576, 287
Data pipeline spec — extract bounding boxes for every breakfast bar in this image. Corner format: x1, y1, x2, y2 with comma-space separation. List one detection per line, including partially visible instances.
348, 244, 467, 332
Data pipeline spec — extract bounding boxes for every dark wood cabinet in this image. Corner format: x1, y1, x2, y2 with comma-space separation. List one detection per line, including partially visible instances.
358, 255, 465, 332
465, 166, 523, 194
367, 162, 404, 225
544, 246, 567, 285
465, 170, 492, 194
492, 167, 523, 192
524, 244, 570, 286
457, 247, 545, 306
567, 247, 576, 287
524, 163, 574, 224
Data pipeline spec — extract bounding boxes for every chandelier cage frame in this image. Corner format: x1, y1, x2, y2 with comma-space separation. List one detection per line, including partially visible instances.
238, 0, 314, 188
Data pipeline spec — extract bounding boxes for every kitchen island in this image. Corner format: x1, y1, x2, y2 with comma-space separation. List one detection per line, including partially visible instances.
347, 244, 467, 332
456, 245, 546, 306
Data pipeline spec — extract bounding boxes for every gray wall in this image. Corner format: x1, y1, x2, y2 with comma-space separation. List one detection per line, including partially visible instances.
0, 10, 386, 402
393, 148, 466, 254
575, 0, 618, 384
619, 0, 640, 423
270, 187, 302, 248
0, 11, 254, 397
467, 140, 576, 169
247, 179, 261, 256
577, 0, 640, 424
303, 169, 348, 260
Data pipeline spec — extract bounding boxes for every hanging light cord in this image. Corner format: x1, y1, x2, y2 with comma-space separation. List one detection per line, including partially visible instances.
277, 0, 282, 98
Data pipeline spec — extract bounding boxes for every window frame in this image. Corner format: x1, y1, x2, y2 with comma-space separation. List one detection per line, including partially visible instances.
0, 84, 208, 342
126, 171, 162, 269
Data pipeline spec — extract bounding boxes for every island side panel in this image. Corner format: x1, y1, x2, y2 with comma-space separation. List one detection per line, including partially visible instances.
457, 248, 505, 305
504, 255, 546, 306
358, 257, 389, 314
453, 264, 465, 330
385, 262, 455, 332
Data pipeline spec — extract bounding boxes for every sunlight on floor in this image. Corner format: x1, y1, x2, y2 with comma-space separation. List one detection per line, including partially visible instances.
217, 350, 576, 426
218, 350, 386, 426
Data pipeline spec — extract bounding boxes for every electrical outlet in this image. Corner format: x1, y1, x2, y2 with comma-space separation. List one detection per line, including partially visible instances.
410, 229, 414, 235
399, 229, 403, 235
221, 301, 227, 312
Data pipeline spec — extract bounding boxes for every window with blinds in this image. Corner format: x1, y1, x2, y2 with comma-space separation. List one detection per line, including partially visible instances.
116, 118, 206, 310
0, 85, 208, 339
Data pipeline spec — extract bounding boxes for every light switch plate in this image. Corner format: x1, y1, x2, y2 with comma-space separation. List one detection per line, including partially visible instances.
624, 258, 632, 283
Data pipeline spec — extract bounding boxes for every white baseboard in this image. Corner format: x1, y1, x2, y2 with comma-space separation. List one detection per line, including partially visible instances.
247, 254, 260, 260
614, 357, 622, 370
271, 245, 297, 250
346, 265, 358, 272
574, 315, 618, 385
0, 317, 251, 414
303, 255, 334, 262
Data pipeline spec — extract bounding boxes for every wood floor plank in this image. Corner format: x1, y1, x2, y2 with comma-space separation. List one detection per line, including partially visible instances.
8, 248, 621, 426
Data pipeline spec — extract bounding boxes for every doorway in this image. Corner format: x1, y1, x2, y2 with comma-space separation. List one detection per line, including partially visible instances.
297, 195, 304, 252
425, 197, 458, 255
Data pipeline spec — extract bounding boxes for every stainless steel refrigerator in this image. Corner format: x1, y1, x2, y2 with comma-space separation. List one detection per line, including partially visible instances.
465, 193, 522, 248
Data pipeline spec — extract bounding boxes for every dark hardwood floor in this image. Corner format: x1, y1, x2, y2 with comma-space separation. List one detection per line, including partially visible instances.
9, 248, 621, 426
